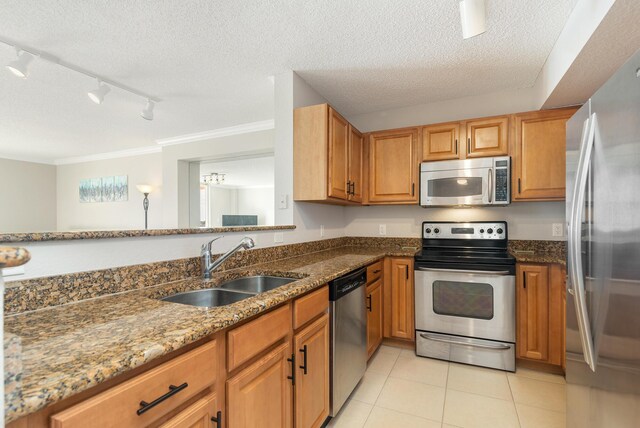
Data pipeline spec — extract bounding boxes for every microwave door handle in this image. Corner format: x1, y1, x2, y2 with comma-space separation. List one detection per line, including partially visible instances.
488, 168, 493, 203
568, 113, 597, 372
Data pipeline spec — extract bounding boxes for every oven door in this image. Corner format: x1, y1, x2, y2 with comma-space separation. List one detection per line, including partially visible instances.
420, 167, 490, 206
415, 267, 515, 343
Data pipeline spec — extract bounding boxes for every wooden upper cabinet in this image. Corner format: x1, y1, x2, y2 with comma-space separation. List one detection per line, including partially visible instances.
513, 108, 578, 201
328, 108, 349, 200
294, 314, 330, 428
465, 116, 509, 158
293, 104, 363, 204
368, 128, 419, 204
422, 122, 460, 161
348, 126, 364, 202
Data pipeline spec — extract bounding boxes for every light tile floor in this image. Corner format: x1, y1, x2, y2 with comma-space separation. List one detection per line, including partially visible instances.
328, 344, 566, 428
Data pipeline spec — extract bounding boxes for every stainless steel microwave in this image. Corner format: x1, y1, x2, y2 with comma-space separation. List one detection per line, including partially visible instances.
420, 156, 510, 207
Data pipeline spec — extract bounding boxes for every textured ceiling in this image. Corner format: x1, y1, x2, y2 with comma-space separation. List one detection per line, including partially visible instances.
0, 0, 577, 162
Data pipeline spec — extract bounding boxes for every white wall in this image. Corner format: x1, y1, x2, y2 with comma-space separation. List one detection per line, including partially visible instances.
237, 187, 275, 226
345, 202, 566, 241
209, 187, 238, 227
0, 158, 57, 232
56, 153, 163, 231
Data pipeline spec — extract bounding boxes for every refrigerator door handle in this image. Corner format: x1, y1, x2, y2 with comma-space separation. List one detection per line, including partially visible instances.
568, 113, 597, 372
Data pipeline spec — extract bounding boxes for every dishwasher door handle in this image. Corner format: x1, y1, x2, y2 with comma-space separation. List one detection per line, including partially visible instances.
420, 333, 512, 350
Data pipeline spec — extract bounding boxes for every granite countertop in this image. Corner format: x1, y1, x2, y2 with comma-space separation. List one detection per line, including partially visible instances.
0, 247, 31, 268
3, 245, 418, 423
508, 240, 566, 265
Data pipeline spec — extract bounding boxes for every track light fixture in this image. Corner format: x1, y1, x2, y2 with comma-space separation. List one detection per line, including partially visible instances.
459, 0, 487, 39
87, 80, 111, 104
141, 99, 155, 120
1, 37, 160, 119
6, 49, 35, 78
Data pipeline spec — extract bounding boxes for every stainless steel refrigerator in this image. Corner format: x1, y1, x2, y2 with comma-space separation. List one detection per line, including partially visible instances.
566, 49, 640, 427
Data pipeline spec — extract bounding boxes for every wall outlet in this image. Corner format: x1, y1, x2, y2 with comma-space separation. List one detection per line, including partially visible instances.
320, 225, 325, 237
552, 223, 564, 237
379, 224, 387, 236
274, 232, 284, 243
278, 194, 288, 209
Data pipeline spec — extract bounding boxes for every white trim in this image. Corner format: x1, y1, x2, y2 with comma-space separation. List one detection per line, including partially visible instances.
54, 146, 161, 165
0, 153, 56, 165
155, 120, 275, 146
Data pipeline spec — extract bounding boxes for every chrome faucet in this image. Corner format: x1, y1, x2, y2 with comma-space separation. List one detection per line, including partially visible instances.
201, 236, 255, 279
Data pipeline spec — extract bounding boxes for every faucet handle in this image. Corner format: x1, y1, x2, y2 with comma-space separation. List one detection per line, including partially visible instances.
202, 236, 223, 254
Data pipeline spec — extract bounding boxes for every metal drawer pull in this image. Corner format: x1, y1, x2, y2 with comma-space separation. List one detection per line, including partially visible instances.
373, 269, 381, 274
416, 267, 511, 276
137, 382, 188, 415
420, 333, 511, 350
366, 294, 372, 312
211, 410, 222, 428
287, 353, 296, 385
299, 345, 308, 375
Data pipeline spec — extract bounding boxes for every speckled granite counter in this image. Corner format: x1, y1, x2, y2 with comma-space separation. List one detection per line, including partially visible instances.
3, 245, 418, 423
0, 247, 30, 268
508, 240, 566, 265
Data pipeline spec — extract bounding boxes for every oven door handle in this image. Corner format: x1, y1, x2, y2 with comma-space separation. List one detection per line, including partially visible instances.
420, 333, 511, 350
416, 267, 511, 276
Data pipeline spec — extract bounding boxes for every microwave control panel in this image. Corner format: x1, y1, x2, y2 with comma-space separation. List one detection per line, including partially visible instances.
494, 158, 510, 203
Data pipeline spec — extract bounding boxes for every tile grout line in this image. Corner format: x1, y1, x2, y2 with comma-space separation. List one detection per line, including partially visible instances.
441, 362, 450, 428
507, 371, 524, 428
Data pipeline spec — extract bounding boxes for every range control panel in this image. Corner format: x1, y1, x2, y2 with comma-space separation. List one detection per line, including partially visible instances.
422, 222, 507, 240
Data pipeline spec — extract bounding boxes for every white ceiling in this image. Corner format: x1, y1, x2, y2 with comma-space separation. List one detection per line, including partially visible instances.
0, 0, 577, 162
200, 155, 274, 188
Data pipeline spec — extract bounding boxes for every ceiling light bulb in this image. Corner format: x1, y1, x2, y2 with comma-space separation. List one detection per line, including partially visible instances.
141, 100, 155, 120
460, 0, 486, 39
88, 81, 110, 104
6, 49, 34, 78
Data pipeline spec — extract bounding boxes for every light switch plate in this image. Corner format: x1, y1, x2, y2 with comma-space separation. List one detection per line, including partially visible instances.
320, 225, 325, 237
274, 232, 284, 243
278, 194, 288, 209
379, 224, 387, 236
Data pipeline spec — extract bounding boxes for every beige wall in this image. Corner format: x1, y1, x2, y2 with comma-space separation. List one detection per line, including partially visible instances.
0, 158, 57, 232
56, 153, 163, 231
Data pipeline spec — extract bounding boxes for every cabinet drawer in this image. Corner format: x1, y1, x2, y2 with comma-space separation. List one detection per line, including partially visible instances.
159, 392, 218, 428
228, 304, 291, 371
367, 260, 383, 283
50, 341, 218, 428
293, 285, 329, 330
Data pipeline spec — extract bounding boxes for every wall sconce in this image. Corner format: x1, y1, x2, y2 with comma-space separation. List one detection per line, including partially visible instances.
136, 184, 153, 230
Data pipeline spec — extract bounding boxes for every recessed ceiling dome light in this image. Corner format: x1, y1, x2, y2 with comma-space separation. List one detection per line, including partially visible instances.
141, 99, 155, 120
88, 80, 110, 104
6, 49, 34, 78
459, 0, 486, 39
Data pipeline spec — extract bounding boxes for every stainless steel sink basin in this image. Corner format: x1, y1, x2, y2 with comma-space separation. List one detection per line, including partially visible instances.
161, 288, 254, 308
219, 276, 297, 294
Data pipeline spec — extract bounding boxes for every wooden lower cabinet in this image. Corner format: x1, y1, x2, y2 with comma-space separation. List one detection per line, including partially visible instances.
516, 263, 566, 368
226, 341, 293, 428
159, 393, 219, 428
294, 314, 330, 428
366, 278, 383, 357
385, 257, 415, 341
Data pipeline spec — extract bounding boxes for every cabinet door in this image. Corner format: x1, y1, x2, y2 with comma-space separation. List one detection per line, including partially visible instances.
159, 393, 219, 428
348, 125, 364, 203
366, 279, 383, 357
294, 314, 330, 428
328, 107, 349, 201
422, 122, 460, 161
368, 129, 419, 203
227, 342, 292, 428
517, 264, 550, 361
513, 109, 577, 201
465, 116, 509, 158
388, 258, 414, 340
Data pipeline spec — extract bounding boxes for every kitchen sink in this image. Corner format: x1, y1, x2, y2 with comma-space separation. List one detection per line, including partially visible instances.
160, 276, 298, 308
161, 288, 255, 308
219, 275, 297, 293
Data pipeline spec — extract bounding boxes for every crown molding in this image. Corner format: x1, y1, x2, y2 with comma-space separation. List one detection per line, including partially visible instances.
156, 119, 274, 146
0, 153, 56, 165
54, 145, 162, 165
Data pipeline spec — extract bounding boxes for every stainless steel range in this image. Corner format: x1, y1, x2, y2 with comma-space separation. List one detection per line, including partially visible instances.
414, 221, 516, 372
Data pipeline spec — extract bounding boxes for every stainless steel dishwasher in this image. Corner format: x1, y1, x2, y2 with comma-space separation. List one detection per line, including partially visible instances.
329, 267, 367, 417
